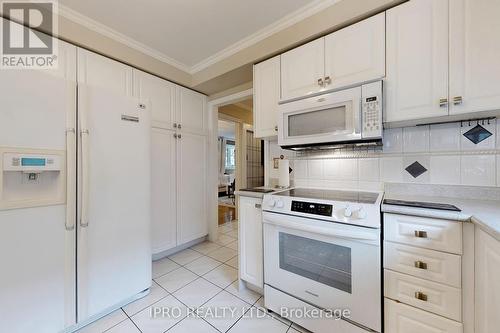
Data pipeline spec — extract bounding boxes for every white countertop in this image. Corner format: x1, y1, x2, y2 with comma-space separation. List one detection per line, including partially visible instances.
382, 193, 500, 241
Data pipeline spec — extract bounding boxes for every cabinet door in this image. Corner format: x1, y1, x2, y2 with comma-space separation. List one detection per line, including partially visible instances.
449, 0, 500, 115
134, 70, 176, 130
77, 48, 133, 96
385, 0, 449, 122
151, 128, 177, 254
176, 86, 207, 135
324, 13, 385, 91
475, 228, 500, 333
281, 38, 325, 101
176, 133, 207, 245
254, 56, 280, 138
239, 196, 263, 288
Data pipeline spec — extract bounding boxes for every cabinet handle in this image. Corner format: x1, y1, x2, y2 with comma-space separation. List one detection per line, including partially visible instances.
173, 133, 178, 138
414, 230, 428, 238
324, 76, 332, 85
414, 261, 428, 270
414, 291, 428, 302
274, 126, 278, 132
453, 96, 463, 105
178, 124, 182, 129
317, 78, 324, 87
178, 134, 182, 139
255, 203, 262, 209
439, 98, 448, 108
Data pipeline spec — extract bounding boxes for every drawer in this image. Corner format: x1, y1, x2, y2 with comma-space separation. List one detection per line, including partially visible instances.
385, 298, 463, 333
384, 270, 462, 321
384, 241, 461, 287
384, 213, 462, 254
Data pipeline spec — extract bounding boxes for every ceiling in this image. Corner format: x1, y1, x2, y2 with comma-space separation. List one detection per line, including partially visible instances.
218, 120, 236, 139
59, 0, 318, 72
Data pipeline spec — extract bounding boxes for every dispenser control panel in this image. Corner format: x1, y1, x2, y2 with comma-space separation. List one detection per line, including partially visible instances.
3, 153, 62, 172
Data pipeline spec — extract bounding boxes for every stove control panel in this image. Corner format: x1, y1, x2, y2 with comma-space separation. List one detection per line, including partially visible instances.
291, 201, 333, 217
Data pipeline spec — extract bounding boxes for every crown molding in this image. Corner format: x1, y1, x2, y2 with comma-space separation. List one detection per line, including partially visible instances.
189, 0, 341, 73
58, 0, 340, 76
58, 4, 192, 73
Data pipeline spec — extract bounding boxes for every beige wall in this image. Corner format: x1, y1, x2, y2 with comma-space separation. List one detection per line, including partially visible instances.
219, 105, 253, 125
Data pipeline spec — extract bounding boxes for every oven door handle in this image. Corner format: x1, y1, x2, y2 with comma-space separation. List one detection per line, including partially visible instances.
263, 213, 379, 241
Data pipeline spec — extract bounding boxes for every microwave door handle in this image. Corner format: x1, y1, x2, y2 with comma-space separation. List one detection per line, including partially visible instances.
263, 213, 378, 241
354, 99, 362, 134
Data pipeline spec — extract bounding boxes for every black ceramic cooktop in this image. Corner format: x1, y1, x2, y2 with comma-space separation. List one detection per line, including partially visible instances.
384, 199, 461, 212
239, 188, 274, 193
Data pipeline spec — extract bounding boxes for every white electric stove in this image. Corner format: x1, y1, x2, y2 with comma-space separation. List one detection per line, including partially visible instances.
262, 188, 383, 333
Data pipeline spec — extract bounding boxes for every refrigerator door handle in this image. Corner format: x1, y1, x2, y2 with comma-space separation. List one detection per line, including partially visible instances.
65, 127, 76, 231
80, 128, 90, 228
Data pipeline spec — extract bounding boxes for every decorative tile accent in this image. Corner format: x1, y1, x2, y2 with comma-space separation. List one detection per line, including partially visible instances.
463, 124, 493, 144
461, 120, 496, 151
405, 161, 428, 178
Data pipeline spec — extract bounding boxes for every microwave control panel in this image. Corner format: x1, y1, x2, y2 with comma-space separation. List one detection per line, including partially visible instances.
291, 200, 333, 217
361, 81, 383, 139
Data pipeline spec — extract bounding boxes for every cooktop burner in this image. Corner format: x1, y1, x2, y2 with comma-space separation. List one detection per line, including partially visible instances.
383, 199, 461, 212
275, 188, 379, 204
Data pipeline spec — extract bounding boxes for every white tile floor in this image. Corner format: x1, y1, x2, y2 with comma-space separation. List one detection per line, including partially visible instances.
77, 220, 307, 333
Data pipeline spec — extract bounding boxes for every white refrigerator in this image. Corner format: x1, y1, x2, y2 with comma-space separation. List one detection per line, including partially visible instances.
0, 37, 151, 333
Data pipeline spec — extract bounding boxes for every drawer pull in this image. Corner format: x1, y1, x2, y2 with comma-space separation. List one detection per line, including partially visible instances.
255, 203, 262, 209
414, 261, 428, 270
414, 230, 428, 238
414, 291, 428, 301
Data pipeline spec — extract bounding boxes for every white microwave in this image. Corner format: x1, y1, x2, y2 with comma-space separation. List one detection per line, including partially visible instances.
278, 81, 383, 149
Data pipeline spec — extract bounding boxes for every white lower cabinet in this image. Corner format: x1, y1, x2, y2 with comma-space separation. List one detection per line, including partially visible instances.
385, 299, 463, 333
474, 227, 500, 333
238, 195, 263, 289
384, 214, 464, 332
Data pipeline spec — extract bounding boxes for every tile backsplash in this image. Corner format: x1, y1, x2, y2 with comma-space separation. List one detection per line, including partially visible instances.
268, 119, 500, 190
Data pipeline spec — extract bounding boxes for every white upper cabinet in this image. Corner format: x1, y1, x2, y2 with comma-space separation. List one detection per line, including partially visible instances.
133, 70, 176, 130
254, 55, 280, 138
176, 86, 207, 135
385, 0, 449, 123
281, 38, 325, 101
449, 0, 500, 115
475, 227, 500, 333
324, 12, 385, 91
77, 49, 133, 96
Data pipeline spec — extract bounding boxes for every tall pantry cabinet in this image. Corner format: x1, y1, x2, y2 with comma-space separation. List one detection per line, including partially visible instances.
133, 71, 208, 256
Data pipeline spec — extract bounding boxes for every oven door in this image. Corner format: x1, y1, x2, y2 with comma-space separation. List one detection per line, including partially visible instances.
278, 86, 362, 147
263, 212, 381, 332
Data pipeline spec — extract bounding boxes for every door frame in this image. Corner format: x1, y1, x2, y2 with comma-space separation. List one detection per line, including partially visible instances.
207, 88, 253, 242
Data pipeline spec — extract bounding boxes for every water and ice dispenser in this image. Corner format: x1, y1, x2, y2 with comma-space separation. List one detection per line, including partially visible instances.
0, 148, 66, 210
